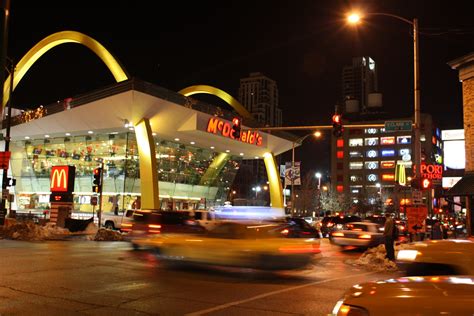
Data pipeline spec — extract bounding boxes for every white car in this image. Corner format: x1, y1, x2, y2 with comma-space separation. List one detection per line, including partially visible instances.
333, 275, 474, 315
396, 239, 474, 276
329, 222, 384, 249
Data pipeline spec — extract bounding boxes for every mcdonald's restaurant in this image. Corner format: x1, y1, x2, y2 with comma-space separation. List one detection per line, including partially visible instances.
2, 78, 294, 218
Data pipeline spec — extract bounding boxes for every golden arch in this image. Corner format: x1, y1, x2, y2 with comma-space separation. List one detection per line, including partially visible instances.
179, 85, 254, 120
2, 30, 129, 107
179, 85, 283, 208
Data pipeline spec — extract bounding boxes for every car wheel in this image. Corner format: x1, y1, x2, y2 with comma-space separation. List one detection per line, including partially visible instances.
104, 221, 115, 230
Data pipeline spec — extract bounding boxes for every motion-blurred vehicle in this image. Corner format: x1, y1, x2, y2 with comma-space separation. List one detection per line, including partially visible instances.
329, 222, 384, 249
320, 215, 361, 237
102, 209, 134, 230
332, 275, 474, 316
397, 239, 474, 276
366, 215, 407, 236
123, 210, 206, 238
131, 221, 321, 270
274, 217, 321, 239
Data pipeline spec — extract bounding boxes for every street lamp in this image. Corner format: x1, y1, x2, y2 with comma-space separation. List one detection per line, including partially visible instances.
315, 172, 322, 190
252, 186, 261, 199
346, 11, 422, 181
290, 131, 322, 215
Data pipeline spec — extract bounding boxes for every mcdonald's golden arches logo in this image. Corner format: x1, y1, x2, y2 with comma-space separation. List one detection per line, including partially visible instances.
50, 166, 75, 192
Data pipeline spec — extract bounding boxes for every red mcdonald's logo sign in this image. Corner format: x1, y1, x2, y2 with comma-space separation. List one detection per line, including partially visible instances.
50, 166, 73, 192
206, 117, 263, 146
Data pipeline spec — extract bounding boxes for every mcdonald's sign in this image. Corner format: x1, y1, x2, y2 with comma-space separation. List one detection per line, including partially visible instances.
50, 166, 76, 193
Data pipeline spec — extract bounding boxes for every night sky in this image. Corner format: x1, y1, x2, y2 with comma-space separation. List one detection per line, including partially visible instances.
6, 0, 474, 178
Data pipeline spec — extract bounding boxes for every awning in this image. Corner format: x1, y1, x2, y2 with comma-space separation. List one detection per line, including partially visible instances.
445, 173, 474, 196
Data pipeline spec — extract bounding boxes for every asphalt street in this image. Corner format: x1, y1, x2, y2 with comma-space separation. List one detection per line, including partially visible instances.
0, 238, 400, 315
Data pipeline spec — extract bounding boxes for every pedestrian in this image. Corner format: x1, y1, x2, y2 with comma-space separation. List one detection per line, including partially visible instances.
383, 213, 395, 261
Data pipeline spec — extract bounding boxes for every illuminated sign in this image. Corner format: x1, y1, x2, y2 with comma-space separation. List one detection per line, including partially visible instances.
381, 137, 395, 145
397, 136, 411, 144
381, 149, 395, 157
382, 174, 395, 181
381, 161, 395, 169
50, 165, 76, 193
420, 163, 443, 180
206, 118, 263, 146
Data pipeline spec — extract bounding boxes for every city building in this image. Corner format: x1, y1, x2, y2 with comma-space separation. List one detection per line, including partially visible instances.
342, 56, 382, 113
330, 113, 443, 215
2, 78, 294, 215
237, 72, 283, 194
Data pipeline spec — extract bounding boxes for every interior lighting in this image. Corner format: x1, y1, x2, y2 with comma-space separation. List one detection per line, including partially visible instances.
24, 136, 30, 139
190, 141, 195, 145
210, 146, 215, 149
88, 131, 93, 134
44, 134, 50, 138
65, 132, 71, 136
174, 138, 180, 141
225, 149, 230, 153
239, 153, 244, 156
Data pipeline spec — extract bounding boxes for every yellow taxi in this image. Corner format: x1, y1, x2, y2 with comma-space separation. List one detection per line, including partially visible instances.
131, 221, 321, 270
333, 275, 474, 315
396, 239, 474, 276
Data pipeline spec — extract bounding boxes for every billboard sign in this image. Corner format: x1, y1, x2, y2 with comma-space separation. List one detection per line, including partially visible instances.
284, 161, 301, 186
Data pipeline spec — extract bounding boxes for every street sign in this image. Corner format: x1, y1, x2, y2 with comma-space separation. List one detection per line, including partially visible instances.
385, 120, 413, 132
412, 190, 422, 205
406, 205, 428, 234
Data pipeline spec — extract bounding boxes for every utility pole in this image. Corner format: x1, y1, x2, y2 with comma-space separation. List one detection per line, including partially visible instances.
0, 0, 10, 225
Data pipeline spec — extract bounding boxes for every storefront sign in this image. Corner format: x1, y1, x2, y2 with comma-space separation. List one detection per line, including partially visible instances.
406, 205, 428, 233
420, 163, 442, 180
50, 165, 76, 192
206, 118, 263, 146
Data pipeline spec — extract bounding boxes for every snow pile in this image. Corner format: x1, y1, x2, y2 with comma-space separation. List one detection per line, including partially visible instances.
94, 228, 124, 241
347, 243, 413, 272
2, 221, 70, 241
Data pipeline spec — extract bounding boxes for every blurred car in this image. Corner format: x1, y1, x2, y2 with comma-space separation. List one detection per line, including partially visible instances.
131, 221, 322, 270
329, 222, 384, 249
320, 215, 361, 237
366, 215, 407, 236
273, 217, 321, 238
332, 275, 474, 316
123, 210, 206, 238
397, 239, 474, 276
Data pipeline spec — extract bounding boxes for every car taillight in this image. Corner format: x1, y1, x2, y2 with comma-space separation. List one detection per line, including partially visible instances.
148, 224, 161, 234
327, 223, 334, 227
121, 223, 132, 232
358, 234, 371, 239
281, 229, 289, 235
332, 232, 344, 237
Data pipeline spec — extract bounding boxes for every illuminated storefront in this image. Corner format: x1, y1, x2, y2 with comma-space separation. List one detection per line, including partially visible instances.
4, 79, 294, 213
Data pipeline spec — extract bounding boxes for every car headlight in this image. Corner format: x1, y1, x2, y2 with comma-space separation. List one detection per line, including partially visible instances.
397, 249, 419, 261
333, 300, 369, 316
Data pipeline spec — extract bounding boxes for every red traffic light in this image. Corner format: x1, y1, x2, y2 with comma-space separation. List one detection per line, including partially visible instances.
421, 178, 431, 190
332, 114, 341, 124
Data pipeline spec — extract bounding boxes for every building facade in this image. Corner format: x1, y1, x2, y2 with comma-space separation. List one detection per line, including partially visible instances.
330, 113, 442, 215
342, 57, 379, 112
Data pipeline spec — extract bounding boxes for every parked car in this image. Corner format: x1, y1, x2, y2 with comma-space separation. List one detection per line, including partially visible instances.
320, 215, 361, 237
329, 222, 384, 249
102, 209, 134, 230
125, 210, 206, 241
131, 221, 322, 270
397, 239, 474, 276
332, 275, 474, 316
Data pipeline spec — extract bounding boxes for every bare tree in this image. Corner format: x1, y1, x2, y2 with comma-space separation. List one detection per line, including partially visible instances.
294, 171, 318, 215
320, 190, 352, 215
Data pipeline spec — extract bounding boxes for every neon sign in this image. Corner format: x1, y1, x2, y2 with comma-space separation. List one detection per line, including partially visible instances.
50, 165, 75, 192
420, 163, 443, 180
207, 118, 263, 146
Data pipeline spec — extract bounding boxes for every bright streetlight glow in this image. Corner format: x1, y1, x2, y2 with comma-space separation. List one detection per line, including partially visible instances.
375, 183, 381, 188
347, 13, 361, 24
315, 172, 322, 179
314, 131, 322, 138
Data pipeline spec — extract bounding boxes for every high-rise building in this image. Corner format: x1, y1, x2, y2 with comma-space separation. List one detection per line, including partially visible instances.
238, 72, 282, 127
342, 57, 380, 113
237, 72, 283, 196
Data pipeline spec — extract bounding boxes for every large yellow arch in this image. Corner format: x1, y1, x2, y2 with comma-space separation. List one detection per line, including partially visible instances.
179, 85, 254, 120
179, 85, 283, 208
2, 30, 129, 107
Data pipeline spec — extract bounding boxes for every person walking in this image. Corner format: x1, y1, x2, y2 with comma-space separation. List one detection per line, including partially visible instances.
383, 213, 395, 261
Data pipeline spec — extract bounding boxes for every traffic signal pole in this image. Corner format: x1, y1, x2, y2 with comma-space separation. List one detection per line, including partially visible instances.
97, 161, 104, 228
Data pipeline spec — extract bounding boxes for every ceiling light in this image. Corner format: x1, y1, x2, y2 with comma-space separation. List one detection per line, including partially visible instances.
88, 131, 93, 134
65, 133, 71, 136
44, 135, 50, 138
152, 132, 157, 136
174, 138, 180, 141
25, 136, 30, 140
225, 150, 230, 153
190, 141, 195, 145
239, 153, 244, 156
210, 146, 215, 149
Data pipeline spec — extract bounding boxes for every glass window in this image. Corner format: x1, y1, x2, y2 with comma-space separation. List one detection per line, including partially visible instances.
381, 161, 395, 169
364, 137, 378, 146
366, 150, 378, 158
367, 174, 378, 182
365, 161, 379, 170
397, 136, 411, 144
381, 137, 395, 145
349, 151, 363, 158
349, 162, 363, 170
349, 138, 363, 147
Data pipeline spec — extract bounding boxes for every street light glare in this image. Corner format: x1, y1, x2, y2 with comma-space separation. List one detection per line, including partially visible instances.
347, 13, 361, 24
313, 131, 322, 138
315, 172, 322, 179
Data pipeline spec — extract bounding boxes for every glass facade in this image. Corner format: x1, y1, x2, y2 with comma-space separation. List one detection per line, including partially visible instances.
10, 132, 240, 213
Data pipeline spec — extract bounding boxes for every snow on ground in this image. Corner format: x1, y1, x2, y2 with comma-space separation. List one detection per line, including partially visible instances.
94, 228, 124, 241
346, 243, 413, 272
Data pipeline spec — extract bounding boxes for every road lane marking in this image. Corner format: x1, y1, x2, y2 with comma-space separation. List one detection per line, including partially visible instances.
185, 271, 377, 315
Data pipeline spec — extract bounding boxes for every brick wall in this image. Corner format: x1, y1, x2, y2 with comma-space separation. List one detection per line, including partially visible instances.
464, 78, 474, 172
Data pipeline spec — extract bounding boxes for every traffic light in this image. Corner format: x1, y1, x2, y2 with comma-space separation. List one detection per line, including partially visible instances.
332, 114, 344, 137
232, 117, 241, 139
421, 178, 432, 190
6, 177, 16, 187
93, 167, 102, 192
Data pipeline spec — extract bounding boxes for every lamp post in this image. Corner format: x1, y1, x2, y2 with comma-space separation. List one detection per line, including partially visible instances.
290, 131, 322, 215
315, 172, 322, 190
252, 186, 261, 199
347, 12, 422, 181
